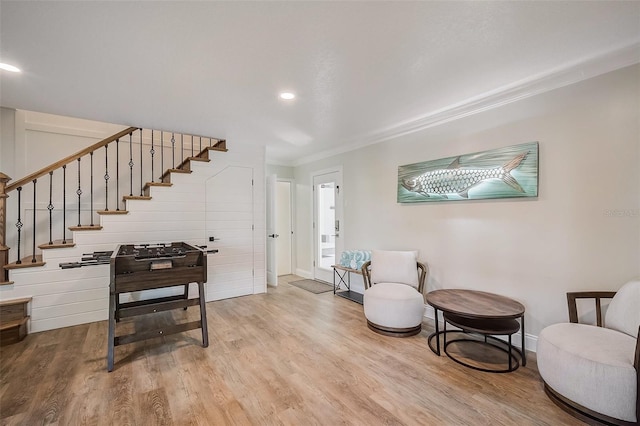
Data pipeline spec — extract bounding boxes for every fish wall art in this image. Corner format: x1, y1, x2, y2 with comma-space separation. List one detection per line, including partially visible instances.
397, 142, 538, 203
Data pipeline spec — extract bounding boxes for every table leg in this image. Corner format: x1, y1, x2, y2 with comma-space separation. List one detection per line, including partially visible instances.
333, 268, 350, 293
107, 292, 116, 372
508, 334, 513, 371
198, 282, 209, 348
443, 316, 447, 349
435, 308, 440, 355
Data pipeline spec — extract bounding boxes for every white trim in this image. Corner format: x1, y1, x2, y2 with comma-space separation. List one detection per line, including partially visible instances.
23, 120, 217, 151
24, 122, 113, 140
292, 42, 640, 167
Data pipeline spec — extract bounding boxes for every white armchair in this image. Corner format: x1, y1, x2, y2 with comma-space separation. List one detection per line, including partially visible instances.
361, 250, 428, 337
536, 280, 640, 425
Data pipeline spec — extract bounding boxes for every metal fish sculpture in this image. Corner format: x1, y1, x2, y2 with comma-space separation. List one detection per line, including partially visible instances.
401, 152, 528, 199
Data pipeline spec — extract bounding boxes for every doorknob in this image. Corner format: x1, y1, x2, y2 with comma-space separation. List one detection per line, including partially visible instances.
268, 234, 279, 238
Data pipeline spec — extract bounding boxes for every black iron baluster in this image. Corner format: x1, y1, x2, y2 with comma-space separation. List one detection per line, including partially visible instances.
160, 132, 164, 182
150, 130, 155, 183
62, 165, 67, 244
181, 134, 184, 167
191, 135, 194, 157
199, 136, 202, 153
48, 171, 54, 245
90, 151, 94, 226
171, 133, 176, 169
31, 179, 37, 262
129, 132, 134, 196
77, 158, 82, 226
15, 187, 22, 264
104, 145, 109, 211
139, 128, 143, 196
116, 139, 120, 211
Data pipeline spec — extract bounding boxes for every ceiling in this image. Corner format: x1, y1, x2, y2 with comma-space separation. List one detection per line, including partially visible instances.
1, 1, 639, 166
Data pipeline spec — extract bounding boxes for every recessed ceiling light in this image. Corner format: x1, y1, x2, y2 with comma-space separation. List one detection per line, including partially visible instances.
0, 63, 21, 73
279, 92, 295, 100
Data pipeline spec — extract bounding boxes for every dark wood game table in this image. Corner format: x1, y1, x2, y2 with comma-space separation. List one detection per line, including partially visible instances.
426, 289, 526, 373
107, 242, 210, 372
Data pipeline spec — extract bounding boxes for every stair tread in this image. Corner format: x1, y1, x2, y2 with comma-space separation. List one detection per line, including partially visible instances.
69, 225, 103, 231
0, 281, 14, 286
39, 240, 75, 249
0, 297, 32, 307
206, 146, 228, 152
142, 182, 171, 192
4, 256, 45, 270
159, 168, 191, 182
123, 195, 152, 200
0, 316, 29, 331
187, 157, 210, 162
97, 210, 129, 215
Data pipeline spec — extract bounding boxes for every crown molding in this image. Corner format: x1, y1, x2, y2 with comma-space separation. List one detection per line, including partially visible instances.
292, 42, 640, 167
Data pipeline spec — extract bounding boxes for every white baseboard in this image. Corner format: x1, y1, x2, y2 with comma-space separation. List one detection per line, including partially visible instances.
295, 268, 313, 279
424, 305, 538, 353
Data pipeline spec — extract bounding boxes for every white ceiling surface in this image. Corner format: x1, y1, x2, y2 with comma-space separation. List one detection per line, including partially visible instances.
1, 2, 639, 166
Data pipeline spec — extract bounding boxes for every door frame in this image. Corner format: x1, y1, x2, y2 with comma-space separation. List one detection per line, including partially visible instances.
310, 166, 343, 283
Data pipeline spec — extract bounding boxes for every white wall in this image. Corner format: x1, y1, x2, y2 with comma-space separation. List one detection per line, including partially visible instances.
0, 108, 16, 177
266, 164, 294, 180
0, 111, 266, 332
294, 64, 640, 339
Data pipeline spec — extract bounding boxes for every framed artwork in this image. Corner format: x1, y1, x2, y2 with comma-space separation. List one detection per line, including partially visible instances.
397, 142, 538, 203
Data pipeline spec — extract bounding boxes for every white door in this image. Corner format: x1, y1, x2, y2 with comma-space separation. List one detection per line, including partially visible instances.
276, 180, 292, 276
266, 174, 278, 286
313, 170, 343, 283
205, 166, 255, 300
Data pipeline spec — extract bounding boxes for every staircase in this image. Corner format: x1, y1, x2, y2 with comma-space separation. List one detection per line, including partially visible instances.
0, 126, 246, 336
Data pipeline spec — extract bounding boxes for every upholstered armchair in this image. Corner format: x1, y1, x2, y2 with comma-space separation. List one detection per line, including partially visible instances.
536, 280, 640, 425
361, 250, 428, 337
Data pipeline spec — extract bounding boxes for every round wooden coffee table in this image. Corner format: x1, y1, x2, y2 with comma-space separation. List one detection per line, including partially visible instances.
426, 289, 526, 373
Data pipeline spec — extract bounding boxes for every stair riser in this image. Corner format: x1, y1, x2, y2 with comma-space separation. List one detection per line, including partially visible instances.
0, 322, 28, 345
1, 303, 28, 322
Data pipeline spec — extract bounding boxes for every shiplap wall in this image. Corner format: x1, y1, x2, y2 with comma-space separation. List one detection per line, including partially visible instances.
0, 110, 266, 333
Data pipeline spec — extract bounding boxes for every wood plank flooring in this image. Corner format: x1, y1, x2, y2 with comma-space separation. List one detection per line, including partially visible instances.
0, 275, 584, 425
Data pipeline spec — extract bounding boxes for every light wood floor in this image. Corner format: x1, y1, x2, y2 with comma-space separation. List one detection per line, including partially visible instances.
0, 275, 584, 425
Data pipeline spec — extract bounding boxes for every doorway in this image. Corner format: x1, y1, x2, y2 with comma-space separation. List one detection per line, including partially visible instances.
266, 175, 294, 287
312, 169, 343, 283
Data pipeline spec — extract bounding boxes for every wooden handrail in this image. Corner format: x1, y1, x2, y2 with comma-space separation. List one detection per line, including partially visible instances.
5, 127, 139, 193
